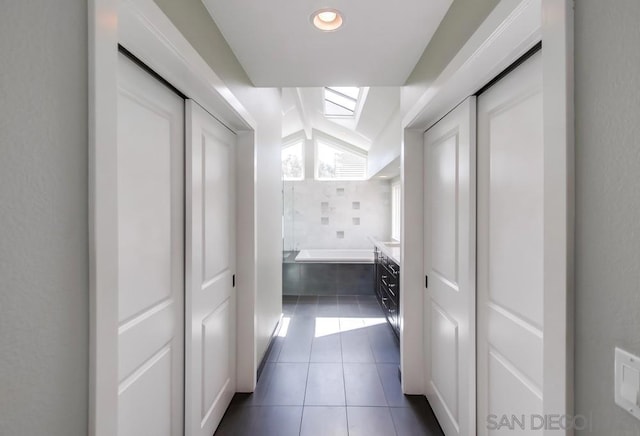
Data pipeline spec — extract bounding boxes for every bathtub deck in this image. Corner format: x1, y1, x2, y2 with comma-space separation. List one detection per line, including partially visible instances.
295, 249, 374, 263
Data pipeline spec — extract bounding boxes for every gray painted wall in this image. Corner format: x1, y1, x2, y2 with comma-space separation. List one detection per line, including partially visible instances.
0, 1, 88, 435
1, 1, 639, 434
575, 1, 640, 434
402, 0, 501, 115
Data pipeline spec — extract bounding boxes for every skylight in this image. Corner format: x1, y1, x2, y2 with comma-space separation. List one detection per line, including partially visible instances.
324, 87, 361, 118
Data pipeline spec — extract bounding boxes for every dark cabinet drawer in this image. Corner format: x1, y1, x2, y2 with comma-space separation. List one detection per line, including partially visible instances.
374, 247, 400, 338
380, 273, 398, 299
380, 287, 398, 333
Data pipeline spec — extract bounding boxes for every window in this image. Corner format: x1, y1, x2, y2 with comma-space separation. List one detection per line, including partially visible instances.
391, 181, 401, 241
282, 141, 304, 180
315, 139, 367, 180
324, 87, 361, 118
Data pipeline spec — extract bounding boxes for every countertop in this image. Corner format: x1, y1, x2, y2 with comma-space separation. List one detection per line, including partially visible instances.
369, 237, 401, 265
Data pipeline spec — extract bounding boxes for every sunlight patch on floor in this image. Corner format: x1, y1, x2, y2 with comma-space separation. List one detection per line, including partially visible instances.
314, 317, 341, 337
314, 317, 387, 338
277, 317, 291, 337
362, 317, 388, 328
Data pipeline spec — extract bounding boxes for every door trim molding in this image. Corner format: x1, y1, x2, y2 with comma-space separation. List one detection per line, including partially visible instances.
88, 1, 257, 434
400, 1, 574, 433
116, 0, 255, 131
403, 0, 542, 131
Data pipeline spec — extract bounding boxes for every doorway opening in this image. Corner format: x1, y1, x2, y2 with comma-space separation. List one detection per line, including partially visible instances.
214, 85, 444, 435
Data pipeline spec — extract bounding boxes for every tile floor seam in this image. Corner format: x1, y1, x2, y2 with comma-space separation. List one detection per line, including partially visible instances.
339, 301, 349, 435
374, 362, 399, 436
299, 297, 314, 435
216, 295, 443, 435
301, 362, 311, 406
374, 361, 391, 408
389, 408, 402, 436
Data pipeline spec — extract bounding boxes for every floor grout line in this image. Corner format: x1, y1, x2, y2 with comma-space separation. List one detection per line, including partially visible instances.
216, 296, 442, 436
298, 360, 311, 436
340, 303, 349, 435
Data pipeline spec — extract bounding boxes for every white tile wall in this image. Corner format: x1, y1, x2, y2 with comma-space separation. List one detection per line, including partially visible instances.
283, 180, 391, 250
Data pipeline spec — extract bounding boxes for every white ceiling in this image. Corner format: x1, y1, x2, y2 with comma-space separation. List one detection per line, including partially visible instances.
202, 0, 453, 87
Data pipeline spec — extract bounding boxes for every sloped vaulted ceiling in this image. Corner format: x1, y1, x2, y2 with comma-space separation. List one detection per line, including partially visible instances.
281, 87, 400, 152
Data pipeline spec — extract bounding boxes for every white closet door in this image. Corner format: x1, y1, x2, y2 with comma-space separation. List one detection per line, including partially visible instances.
423, 97, 476, 436
185, 100, 237, 436
477, 51, 543, 435
116, 53, 185, 436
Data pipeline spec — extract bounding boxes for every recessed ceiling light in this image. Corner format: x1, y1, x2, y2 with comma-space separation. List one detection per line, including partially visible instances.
318, 11, 337, 23
311, 8, 343, 32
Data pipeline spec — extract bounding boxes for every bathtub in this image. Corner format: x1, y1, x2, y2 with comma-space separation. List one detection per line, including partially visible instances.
283, 249, 375, 295
295, 249, 374, 264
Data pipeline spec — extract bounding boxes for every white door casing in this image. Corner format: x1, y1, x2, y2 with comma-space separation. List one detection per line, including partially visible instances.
185, 100, 237, 436
116, 53, 185, 436
477, 51, 544, 435
423, 97, 476, 436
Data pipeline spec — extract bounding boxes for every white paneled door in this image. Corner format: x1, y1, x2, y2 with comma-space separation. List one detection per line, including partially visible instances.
116, 53, 185, 436
423, 97, 476, 436
185, 101, 237, 436
477, 51, 544, 435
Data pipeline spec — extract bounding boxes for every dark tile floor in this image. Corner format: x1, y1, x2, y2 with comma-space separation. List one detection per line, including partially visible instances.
215, 295, 444, 436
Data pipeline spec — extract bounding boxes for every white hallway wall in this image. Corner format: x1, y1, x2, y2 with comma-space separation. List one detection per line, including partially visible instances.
367, 109, 402, 177
0, 0, 89, 435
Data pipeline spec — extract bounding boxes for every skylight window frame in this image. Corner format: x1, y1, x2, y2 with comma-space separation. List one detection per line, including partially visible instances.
323, 86, 362, 119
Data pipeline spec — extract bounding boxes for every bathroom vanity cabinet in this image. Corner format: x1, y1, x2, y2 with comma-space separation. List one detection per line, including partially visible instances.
374, 246, 400, 338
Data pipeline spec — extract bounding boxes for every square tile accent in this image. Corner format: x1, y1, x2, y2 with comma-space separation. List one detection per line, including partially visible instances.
283, 179, 391, 251
352, 217, 360, 225
336, 231, 345, 239
321, 217, 329, 225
